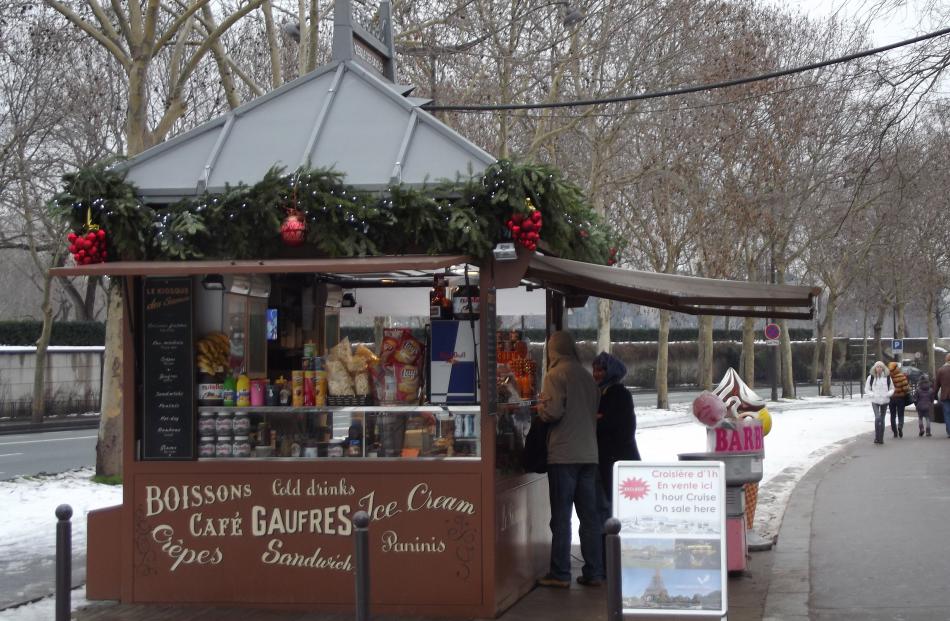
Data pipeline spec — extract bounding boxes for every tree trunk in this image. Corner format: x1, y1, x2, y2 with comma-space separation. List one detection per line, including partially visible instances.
741, 317, 755, 387
656, 310, 670, 409
780, 318, 794, 397
31, 271, 56, 425
810, 317, 823, 384
896, 300, 907, 339
873, 304, 885, 362
821, 294, 837, 397
700, 316, 713, 390
926, 294, 937, 379
937, 297, 945, 339
126, 57, 153, 155
97, 285, 125, 477
597, 298, 611, 355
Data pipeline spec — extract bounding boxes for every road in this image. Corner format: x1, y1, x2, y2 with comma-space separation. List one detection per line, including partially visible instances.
0, 430, 98, 480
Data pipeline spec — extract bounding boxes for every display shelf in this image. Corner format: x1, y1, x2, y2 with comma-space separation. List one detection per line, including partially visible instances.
197, 405, 480, 413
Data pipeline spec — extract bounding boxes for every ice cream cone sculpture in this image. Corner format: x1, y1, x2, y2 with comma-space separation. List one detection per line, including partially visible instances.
744, 482, 759, 529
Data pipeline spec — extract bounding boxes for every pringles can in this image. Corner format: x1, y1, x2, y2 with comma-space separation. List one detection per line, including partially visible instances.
291, 370, 304, 407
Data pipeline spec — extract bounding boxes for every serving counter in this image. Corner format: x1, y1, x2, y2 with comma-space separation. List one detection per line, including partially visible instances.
83, 263, 550, 619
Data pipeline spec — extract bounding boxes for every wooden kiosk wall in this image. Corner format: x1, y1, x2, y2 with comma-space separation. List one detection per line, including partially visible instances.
85, 263, 552, 618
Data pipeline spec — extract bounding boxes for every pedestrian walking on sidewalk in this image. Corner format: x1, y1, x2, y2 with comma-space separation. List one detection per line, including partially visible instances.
914, 374, 935, 437
536, 331, 605, 589
935, 353, 950, 437
866, 361, 894, 444
887, 361, 910, 438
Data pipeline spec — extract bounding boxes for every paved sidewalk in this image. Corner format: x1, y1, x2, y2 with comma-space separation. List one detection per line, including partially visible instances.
764, 417, 950, 620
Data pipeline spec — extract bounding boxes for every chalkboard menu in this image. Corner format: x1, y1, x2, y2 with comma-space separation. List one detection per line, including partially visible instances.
142, 277, 194, 460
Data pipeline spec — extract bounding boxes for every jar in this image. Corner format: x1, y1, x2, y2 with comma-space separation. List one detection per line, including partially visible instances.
452, 281, 480, 319
215, 436, 233, 457
198, 436, 216, 457
197, 372, 223, 406
232, 435, 251, 458
232, 412, 250, 435
215, 412, 233, 436
198, 412, 216, 436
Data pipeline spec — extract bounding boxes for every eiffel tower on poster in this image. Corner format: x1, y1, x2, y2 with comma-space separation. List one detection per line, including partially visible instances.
641, 568, 669, 603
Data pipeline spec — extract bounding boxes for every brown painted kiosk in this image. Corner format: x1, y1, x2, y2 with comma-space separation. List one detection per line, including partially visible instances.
53, 252, 817, 618
50, 1, 818, 614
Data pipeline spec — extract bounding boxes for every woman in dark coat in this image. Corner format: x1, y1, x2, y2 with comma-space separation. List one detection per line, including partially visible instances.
592, 352, 640, 502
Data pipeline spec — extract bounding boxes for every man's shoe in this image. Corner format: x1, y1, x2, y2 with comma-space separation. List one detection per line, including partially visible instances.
576, 576, 605, 587
873, 440, 883, 444
899, 427, 903, 438
927, 431, 932, 436
920, 430, 925, 436
537, 575, 571, 589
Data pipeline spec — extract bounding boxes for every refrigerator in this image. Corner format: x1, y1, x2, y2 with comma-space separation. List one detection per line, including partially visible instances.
428, 320, 480, 404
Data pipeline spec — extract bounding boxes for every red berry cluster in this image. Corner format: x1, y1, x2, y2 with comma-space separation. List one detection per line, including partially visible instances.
67, 230, 107, 265
607, 247, 619, 266
506, 209, 543, 252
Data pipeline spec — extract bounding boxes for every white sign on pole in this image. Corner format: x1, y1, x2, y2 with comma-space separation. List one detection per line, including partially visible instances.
612, 461, 727, 617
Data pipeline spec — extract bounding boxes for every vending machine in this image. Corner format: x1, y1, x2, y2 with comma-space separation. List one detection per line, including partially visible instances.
428, 320, 480, 404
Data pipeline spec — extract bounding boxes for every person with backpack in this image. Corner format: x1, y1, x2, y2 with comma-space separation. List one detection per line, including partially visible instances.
914, 374, 936, 437
887, 361, 911, 438
935, 353, 950, 437
866, 361, 894, 444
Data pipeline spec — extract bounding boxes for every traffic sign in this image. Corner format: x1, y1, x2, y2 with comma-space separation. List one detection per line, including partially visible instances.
892, 339, 903, 353
764, 322, 781, 345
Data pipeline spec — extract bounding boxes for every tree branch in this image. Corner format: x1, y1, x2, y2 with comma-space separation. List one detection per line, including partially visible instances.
44, 0, 131, 69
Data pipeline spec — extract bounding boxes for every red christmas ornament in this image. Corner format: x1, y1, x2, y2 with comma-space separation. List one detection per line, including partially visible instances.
65, 208, 108, 265
281, 209, 307, 247
504, 198, 543, 251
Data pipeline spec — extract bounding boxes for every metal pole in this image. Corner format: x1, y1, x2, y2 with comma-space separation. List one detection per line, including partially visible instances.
770, 243, 778, 401
55, 504, 72, 621
354, 510, 370, 621
605, 517, 622, 621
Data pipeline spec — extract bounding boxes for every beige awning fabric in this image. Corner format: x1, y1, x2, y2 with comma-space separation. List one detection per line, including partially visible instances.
50, 255, 471, 278
522, 254, 819, 319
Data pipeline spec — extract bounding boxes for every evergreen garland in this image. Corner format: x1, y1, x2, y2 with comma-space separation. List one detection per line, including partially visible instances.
52, 159, 617, 264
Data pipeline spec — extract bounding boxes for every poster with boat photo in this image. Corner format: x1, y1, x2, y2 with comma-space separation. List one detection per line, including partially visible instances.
612, 461, 727, 617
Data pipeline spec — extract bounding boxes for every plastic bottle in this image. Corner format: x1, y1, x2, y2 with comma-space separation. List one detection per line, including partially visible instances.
222, 373, 236, 407
236, 372, 251, 407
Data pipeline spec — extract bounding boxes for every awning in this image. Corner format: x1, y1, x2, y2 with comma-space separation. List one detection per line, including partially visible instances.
52, 253, 819, 319
521, 254, 819, 320
50, 255, 471, 279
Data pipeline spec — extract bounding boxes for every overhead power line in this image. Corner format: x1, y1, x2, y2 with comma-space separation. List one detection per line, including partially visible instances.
422, 26, 950, 112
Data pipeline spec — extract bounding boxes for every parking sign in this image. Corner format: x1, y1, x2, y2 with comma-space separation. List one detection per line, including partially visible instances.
892, 339, 903, 353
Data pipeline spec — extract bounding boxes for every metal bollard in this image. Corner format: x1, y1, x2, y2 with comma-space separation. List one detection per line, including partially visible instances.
55, 504, 73, 621
605, 517, 622, 621
354, 510, 371, 621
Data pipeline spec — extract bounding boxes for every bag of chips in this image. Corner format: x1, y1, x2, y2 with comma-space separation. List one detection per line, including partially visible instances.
394, 334, 423, 365
353, 371, 372, 397
394, 363, 420, 403
326, 359, 355, 396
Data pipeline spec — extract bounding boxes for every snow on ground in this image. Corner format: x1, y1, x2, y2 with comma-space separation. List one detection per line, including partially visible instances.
0, 395, 877, 619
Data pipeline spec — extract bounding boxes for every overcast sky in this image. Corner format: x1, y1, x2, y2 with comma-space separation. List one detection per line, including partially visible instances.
776, 0, 927, 44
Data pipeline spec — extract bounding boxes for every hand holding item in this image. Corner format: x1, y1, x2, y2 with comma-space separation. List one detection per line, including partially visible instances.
692, 391, 726, 428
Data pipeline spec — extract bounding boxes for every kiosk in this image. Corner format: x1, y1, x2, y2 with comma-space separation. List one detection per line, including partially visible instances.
51, 2, 820, 615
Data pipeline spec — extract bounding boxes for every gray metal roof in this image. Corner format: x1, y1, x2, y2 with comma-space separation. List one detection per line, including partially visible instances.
117, 60, 496, 202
